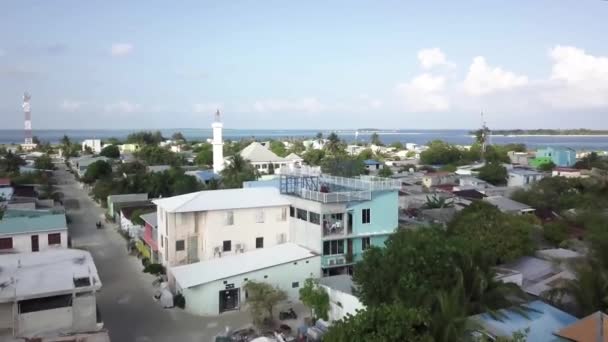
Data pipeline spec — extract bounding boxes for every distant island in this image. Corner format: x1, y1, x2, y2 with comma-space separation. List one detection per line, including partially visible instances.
474, 129, 608, 136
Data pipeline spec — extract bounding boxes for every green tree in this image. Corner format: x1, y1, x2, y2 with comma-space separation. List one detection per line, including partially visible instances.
135, 145, 181, 165
99, 145, 120, 158
325, 132, 344, 155
130, 209, 154, 226
269, 140, 287, 157
243, 281, 287, 327
220, 154, 258, 189
390, 141, 404, 150
370, 132, 383, 146
420, 140, 463, 165
377, 166, 393, 177
477, 162, 508, 186
406, 150, 416, 158
194, 143, 213, 166
0, 151, 25, 174
448, 202, 535, 264
538, 161, 556, 172
543, 221, 569, 245
321, 156, 365, 177
324, 305, 432, 342
303, 149, 326, 166
288, 140, 306, 154
83, 160, 112, 184
171, 132, 186, 142
357, 148, 374, 161
299, 278, 330, 321
424, 194, 453, 209
34, 154, 54, 170
126, 131, 165, 145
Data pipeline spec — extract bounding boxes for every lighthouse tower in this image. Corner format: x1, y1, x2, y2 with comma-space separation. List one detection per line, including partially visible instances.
212, 110, 224, 173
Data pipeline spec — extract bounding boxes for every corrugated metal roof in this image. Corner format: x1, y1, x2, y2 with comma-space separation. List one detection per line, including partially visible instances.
171, 243, 317, 288
0, 211, 67, 235
139, 212, 157, 227
153, 187, 290, 213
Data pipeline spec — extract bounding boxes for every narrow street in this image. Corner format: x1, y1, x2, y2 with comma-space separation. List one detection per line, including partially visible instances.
54, 165, 252, 342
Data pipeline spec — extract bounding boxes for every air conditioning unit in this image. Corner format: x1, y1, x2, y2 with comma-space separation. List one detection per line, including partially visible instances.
235, 243, 245, 253
336, 258, 345, 265
276, 233, 286, 244
213, 246, 222, 257
329, 259, 336, 266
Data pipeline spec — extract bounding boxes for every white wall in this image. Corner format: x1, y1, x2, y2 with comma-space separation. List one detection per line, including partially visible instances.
120, 213, 143, 238
18, 307, 73, 337
179, 255, 321, 316
321, 285, 365, 322
5, 230, 68, 253
81, 140, 102, 154
288, 197, 344, 254
158, 206, 291, 266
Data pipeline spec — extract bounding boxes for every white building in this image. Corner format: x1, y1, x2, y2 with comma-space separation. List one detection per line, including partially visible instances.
153, 187, 292, 267
0, 249, 102, 339
0, 210, 68, 253
170, 243, 320, 315
422, 172, 458, 188
239, 142, 290, 174
507, 169, 545, 187
552, 168, 589, 179
319, 275, 364, 322
81, 139, 102, 154
212, 110, 224, 174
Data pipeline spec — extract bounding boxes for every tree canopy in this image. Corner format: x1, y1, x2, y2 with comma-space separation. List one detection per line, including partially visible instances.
83, 160, 112, 184
99, 145, 120, 158
321, 156, 365, 177
243, 281, 287, 327
370, 132, 383, 146
34, 154, 54, 170
220, 154, 258, 189
171, 132, 186, 142
269, 140, 288, 157
303, 149, 326, 166
194, 143, 213, 166
126, 131, 164, 145
299, 278, 330, 321
477, 162, 508, 185
135, 146, 181, 166
378, 166, 393, 177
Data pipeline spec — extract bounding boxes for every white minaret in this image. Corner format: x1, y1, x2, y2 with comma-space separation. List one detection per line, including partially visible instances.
212, 109, 224, 173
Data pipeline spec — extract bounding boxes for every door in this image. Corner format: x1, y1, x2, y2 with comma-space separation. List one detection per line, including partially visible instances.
347, 212, 353, 234
219, 289, 240, 313
31, 235, 39, 252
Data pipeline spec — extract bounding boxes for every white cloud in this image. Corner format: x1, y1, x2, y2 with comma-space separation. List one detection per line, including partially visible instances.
60, 100, 83, 112
110, 43, 134, 57
395, 73, 450, 112
104, 101, 142, 113
193, 103, 223, 113
252, 97, 326, 113
462, 56, 528, 96
417, 48, 452, 69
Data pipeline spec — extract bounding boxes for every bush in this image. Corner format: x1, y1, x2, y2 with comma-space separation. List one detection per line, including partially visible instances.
143, 263, 166, 276
543, 221, 569, 245
141, 257, 151, 267
174, 293, 186, 309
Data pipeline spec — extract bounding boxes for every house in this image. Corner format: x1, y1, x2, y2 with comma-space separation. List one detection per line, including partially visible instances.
536, 147, 577, 167
469, 300, 577, 341
496, 255, 575, 297
106, 193, 149, 220
319, 275, 364, 322
483, 196, 535, 215
0, 209, 68, 253
552, 167, 589, 179
238, 142, 290, 174
81, 139, 102, 154
508, 151, 533, 166
507, 168, 545, 187
284, 153, 304, 167
422, 172, 458, 188
455, 163, 485, 176
0, 249, 103, 339
555, 311, 608, 342
363, 159, 381, 171
153, 187, 292, 267
280, 172, 401, 277
119, 204, 156, 238
185, 170, 221, 185
118, 143, 140, 153
458, 176, 492, 190
140, 212, 159, 263
170, 243, 320, 315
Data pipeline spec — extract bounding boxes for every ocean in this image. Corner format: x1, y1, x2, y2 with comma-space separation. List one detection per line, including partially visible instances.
1, 129, 608, 151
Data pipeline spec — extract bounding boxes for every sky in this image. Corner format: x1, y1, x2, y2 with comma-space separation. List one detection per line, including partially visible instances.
1, 0, 608, 130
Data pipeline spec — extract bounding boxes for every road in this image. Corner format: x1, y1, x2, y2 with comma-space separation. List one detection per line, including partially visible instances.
54, 165, 252, 342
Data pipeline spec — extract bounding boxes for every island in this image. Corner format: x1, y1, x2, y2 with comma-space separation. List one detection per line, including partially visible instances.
471, 129, 608, 136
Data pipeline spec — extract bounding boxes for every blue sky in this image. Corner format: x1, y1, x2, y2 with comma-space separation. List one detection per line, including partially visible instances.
1, 0, 607, 129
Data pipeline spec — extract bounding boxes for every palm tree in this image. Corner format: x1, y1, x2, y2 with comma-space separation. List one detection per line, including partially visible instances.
220, 154, 259, 189
325, 132, 343, 155
429, 284, 471, 342
543, 258, 608, 317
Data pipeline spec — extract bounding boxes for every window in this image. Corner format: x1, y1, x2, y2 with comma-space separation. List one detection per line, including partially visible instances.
289, 206, 295, 217
256, 210, 265, 223
297, 208, 308, 221
177, 213, 183, 225
280, 207, 288, 221
48, 233, 61, 245
256, 237, 264, 249
255, 165, 260, 169
225, 211, 234, 225
160, 235, 164, 247
323, 240, 345, 255
361, 237, 371, 251
0, 237, 13, 250
362, 208, 371, 224
223, 240, 232, 252
274, 164, 280, 169
292, 282, 299, 288
262, 164, 267, 169
176, 240, 185, 251
309, 212, 320, 225
264, 275, 268, 279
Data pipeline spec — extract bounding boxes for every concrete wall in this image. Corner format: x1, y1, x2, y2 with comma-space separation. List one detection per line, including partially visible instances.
348, 191, 398, 236
0, 302, 12, 331
18, 307, 73, 337
507, 173, 545, 187
179, 255, 321, 316
158, 205, 291, 266
72, 293, 97, 333
321, 285, 364, 322
288, 196, 342, 254
5, 230, 68, 253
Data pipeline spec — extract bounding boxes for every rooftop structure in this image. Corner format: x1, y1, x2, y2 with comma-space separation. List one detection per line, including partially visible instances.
240, 142, 285, 163
483, 196, 535, 214
279, 169, 401, 203
0, 249, 101, 302
556, 311, 608, 342
139, 212, 157, 227
0, 210, 67, 236
171, 243, 317, 289
154, 187, 290, 213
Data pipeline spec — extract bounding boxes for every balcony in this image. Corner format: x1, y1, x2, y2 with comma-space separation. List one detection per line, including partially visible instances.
322, 214, 345, 238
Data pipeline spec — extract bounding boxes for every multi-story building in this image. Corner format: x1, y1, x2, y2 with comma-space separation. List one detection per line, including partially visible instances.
0, 209, 68, 253
535, 147, 577, 167
0, 249, 103, 339
280, 169, 401, 276
153, 187, 292, 267
81, 139, 102, 154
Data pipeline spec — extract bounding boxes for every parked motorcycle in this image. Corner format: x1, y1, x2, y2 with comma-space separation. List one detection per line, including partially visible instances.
279, 308, 298, 320
96, 221, 103, 229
